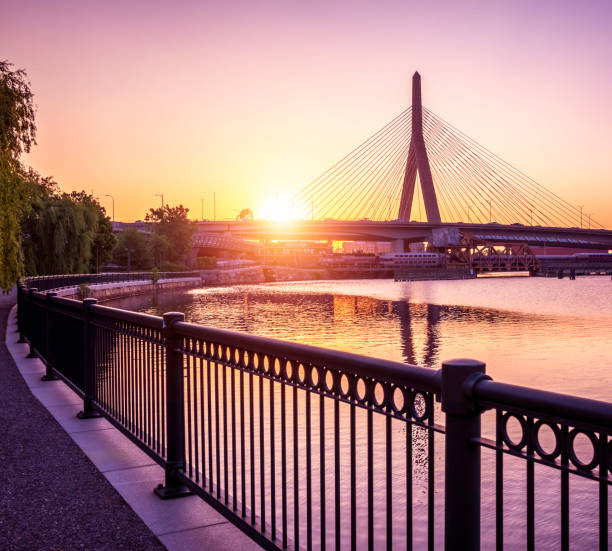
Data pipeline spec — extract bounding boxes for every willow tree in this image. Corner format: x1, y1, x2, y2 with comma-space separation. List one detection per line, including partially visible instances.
0, 60, 37, 291
21, 181, 115, 275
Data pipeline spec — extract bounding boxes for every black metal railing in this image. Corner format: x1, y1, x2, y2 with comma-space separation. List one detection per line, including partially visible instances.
15, 281, 611, 551
24, 271, 201, 292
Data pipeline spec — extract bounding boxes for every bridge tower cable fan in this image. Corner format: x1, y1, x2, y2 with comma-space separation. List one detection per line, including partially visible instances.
398, 71, 442, 223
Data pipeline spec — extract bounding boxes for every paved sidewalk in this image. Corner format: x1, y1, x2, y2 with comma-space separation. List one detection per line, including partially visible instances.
0, 288, 164, 550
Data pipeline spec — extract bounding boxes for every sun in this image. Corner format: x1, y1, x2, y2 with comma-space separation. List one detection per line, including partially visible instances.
256, 195, 296, 222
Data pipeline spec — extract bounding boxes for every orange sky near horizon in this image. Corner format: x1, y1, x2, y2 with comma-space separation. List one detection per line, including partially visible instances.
3, 0, 612, 227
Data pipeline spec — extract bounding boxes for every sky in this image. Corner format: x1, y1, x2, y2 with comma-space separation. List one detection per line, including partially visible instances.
3, 0, 612, 226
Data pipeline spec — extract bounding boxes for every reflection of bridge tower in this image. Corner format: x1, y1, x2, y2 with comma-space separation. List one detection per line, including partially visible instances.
396, 301, 441, 368
398, 72, 441, 223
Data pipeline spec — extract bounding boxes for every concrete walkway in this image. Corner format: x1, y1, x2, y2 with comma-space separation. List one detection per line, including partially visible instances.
1, 289, 261, 550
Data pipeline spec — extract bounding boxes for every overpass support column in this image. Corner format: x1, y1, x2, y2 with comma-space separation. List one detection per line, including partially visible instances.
392, 239, 408, 253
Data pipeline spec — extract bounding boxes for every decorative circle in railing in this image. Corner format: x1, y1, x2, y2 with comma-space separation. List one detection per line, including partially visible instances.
297, 363, 306, 384
410, 390, 429, 422
273, 358, 282, 377
568, 429, 599, 471
284, 360, 293, 381
355, 377, 367, 403
391, 386, 407, 414
532, 420, 562, 460
324, 369, 335, 394
309, 365, 320, 388
373, 382, 386, 409
502, 413, 528, 451
340, 373, 350, 397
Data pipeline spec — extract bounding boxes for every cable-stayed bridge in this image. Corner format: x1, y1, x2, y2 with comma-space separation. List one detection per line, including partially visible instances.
199, 72, 612, 255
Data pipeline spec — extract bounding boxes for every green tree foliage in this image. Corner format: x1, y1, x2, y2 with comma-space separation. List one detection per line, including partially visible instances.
0, 61, 37, 291
112, 228, 152, 270
145, 204, 195, 268
0, 60, 36, 159
21, 176, 116, 275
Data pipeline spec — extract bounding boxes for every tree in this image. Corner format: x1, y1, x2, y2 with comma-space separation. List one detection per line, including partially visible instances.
0, 61, 37, 291
145, 204, 195, 267
236, 208, 253, 221
112, 228, 152, 270
0, 60, 36, 159
21, 178, 115, 275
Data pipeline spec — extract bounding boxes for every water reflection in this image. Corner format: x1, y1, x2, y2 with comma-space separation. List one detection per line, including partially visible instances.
107, 279, 611, 550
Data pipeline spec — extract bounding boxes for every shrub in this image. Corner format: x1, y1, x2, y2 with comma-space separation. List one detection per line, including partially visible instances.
77, 283, 92, 300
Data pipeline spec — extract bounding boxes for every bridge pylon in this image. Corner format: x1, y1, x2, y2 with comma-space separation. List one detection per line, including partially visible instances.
398, 72, 441, 223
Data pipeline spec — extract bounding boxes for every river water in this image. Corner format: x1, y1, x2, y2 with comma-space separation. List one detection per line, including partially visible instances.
109, 275, 611, 550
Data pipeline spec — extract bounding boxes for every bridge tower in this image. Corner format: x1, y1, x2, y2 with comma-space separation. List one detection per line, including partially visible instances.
398, 72, 441, 223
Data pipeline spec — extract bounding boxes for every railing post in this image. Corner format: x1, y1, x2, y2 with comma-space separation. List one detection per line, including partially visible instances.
78, 298, 101, 419
441, 358, 488, 551
41, 292, 60, 381
26, 288, 38, 358
155, 312, 192, 499
16, 283, 26, 342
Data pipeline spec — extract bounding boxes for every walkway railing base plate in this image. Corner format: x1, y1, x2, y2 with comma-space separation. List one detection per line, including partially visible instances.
154, 483, 193, 500
76, 410, 103, 419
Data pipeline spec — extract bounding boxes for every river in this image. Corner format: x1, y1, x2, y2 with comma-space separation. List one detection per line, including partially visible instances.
108, 275, 611, 550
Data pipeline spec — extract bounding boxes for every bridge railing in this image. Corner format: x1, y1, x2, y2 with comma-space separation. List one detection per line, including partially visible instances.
23, 271, 201, 292
15, 283, 611, 550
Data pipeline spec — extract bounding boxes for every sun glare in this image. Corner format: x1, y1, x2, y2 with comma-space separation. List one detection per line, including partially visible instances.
256, 195, 296, 222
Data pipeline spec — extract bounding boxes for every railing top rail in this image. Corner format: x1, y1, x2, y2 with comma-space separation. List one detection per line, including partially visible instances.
475, 379, 612, 431
91, 304, 164, 330
174, 320, 442, 392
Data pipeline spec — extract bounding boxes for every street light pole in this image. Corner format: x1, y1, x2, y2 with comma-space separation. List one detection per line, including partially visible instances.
201, 198, 204, 220
155, 193, 164, 210
577, 205, 583, 228
213, 192, 216, 221
105, 194, 115, 222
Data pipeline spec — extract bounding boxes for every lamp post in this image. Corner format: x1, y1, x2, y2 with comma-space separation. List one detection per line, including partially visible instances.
104, 194, 115, 222
587, 213, 593, 229
577, 205, 583, 228
201, 198, 204, 220
488, 199, 492, 223
213, 192, 216, 221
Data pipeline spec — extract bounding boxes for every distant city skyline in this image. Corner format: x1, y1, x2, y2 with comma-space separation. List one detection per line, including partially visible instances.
3, 0, 612, 225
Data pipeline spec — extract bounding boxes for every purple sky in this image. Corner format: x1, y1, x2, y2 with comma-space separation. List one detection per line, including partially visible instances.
3, 0, 612, 223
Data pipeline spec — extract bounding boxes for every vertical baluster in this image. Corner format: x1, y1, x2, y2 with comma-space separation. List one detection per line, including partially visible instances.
223, 359, 229, 505
386, 412, 392, 551
368, 406, 373, 551
335, 397, 340, 551
350, 400, 356, 551
526, 417, 534, 551
250, 370, 256, 525
199, 351, 206, 487
406, 412, 412, 551
281, 380, 287, 548
496, 409, 504, 551
427, 394, 435, 551
215, 357, 221, 499
240, 368, 246, 517
270, 377, 276, 539
232, 365, 237, 511
260, 368, 266, 531
320, 393, 326, 551
306, 387, 312, 551
186, 344, 193, 479
207, 352, 213, 493
293, 384, 300, 550
598, 431, 608, 551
